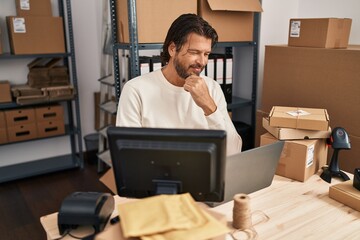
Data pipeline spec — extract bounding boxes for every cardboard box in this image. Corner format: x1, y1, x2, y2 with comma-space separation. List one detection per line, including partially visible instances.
288, 18, 352, 48
5, 108, 35, 127
260, 133, 328, 182
198, 0, 262, 42
269, 106, 329, 131
329, 181, 360, 212
7, 16, 65, 54
100, 168, 117, 194
260, 45, 360, 172
37, 120, 65, 138
0, 128, 8, 144
0, 111, 6, 128
116, 0, 197, 43
263, 117, 331, 140
35, 105, 64, 122
255, 109, 268, 147
0, 111, 8, 144
7, 123, 38, 142
0, 81, 12, 103
15, 0, 52, 16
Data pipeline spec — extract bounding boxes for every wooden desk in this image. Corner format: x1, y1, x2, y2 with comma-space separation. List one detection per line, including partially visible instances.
41, 173, 360, 240
213, 173, 360, 239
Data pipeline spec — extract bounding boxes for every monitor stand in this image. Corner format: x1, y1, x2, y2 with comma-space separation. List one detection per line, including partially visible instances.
153, 180, 182, 195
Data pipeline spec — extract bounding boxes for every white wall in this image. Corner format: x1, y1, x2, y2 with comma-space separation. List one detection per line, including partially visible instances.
71, 0, 102, 136
257, 0, 360, 109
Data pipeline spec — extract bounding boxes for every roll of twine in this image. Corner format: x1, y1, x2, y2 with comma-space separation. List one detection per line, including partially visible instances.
232, 193, 253, 230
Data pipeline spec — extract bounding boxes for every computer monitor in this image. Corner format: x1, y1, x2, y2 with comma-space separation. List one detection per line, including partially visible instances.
107, 127, 227, 202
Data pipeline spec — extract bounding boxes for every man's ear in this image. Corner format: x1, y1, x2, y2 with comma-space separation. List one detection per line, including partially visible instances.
168, 42, 176, 57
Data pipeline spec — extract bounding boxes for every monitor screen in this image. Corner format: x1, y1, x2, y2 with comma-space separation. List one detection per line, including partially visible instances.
107, 127, 227, 202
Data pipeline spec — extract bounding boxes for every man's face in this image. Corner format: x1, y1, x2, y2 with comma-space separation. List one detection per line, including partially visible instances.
172, 33, 212, 79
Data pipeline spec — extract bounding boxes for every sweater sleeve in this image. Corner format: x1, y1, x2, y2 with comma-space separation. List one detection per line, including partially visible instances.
116, 83, 142, 127
205, 83, 242, 156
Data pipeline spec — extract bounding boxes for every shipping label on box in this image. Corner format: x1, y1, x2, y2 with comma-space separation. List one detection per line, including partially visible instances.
262, 117, 331, 140
288, 18, 352, 48
198, 0, 262, 42
260, 133, 328, 182
269, 106, 329, 131
5, 108, 35, 127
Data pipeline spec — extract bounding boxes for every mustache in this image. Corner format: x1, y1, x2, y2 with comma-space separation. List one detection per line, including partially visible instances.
189, 64, 204, 69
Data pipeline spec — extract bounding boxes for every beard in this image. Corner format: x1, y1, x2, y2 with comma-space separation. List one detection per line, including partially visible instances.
173, 55, 204, 79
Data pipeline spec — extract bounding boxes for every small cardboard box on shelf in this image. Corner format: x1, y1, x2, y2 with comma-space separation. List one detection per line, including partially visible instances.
7, 16, 66, 54
15, 0, 52, 17
288, 18, 352, 48
198, 0, 262, 42
116, 0, 197, 43
0, 81, 13, 103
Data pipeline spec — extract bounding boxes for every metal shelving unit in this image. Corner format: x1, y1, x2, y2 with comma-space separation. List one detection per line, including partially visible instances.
107, 0, 260, 154
96, 75, 116, 172
0, 0, 83, 182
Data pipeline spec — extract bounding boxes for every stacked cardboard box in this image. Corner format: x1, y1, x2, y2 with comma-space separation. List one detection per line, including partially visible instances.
0, 111, 8, 144
2, 104, 65, 143
0, 81, 12, 103
198, 0, 262, 42
260, 106, 330, 182
116, 0, 197, 43
7, 0, 65, 54
116, 0, 262, 43
258, 45, 360, 173
5, 107, 38, 142
35, 105, 65, 138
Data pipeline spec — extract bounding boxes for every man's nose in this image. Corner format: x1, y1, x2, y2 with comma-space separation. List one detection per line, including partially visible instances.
196, 54, 207, 66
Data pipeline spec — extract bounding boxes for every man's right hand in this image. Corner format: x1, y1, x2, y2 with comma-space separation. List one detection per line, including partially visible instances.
184, 75, 217, 116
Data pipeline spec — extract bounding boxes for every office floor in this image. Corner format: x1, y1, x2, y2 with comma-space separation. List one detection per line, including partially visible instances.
0, 158, 111, 240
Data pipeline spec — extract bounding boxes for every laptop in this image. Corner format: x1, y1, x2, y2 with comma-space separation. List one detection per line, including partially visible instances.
208, 141, 284, 207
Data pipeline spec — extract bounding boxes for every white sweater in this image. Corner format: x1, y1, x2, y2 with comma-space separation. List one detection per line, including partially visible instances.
116, 69, 242, 156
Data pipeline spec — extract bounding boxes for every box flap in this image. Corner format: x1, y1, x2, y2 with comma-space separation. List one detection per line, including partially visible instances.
207, 0, 262, 12
100, 169, 118, 194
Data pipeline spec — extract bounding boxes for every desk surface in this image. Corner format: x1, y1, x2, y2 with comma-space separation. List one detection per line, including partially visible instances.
41, 173, 360, 240
213, 173, 360, 239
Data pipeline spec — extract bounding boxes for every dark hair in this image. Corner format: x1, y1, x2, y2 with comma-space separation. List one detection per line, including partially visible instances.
160, 14, 218, 65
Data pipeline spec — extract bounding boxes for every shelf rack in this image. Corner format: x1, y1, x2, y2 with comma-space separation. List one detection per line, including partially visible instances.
0, 0, 83, 182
